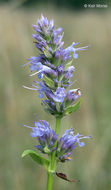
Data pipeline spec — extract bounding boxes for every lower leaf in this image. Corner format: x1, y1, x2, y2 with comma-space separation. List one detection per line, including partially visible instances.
22, 149, 50, 169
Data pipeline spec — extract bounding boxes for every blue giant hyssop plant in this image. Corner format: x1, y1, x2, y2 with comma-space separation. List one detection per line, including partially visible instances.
22, 15, 91, 190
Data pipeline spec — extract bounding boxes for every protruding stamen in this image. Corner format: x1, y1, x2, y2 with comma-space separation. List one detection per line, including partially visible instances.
21, 62, 30, 67
29, 71, 40, 77
76, 45, 90, 51
24, 125, 33, 129
22, 85, 37, 91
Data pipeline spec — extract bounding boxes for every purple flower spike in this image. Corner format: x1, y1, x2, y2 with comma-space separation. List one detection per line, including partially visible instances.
23, 15, 91, 188
23, 14, 89, 116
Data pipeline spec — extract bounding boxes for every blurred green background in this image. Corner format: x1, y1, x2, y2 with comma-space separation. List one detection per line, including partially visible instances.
0, 0, 111, 190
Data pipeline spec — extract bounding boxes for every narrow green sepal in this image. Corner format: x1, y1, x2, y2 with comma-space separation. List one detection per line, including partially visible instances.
64, 99, 81, 115
43, 48, 52, 58
43, 75, 55, 89
65, 60, 73, 70
44, 146, 50, 154
22, 149, 50, 169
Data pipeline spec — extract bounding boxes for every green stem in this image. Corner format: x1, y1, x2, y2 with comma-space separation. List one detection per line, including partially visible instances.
46, 117, 61, 190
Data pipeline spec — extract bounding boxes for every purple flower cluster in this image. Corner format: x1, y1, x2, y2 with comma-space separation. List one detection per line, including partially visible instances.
24, 118, 58, 154
25, 117, 91, 162
57, 128, 91, 162
23, 15, 88, 116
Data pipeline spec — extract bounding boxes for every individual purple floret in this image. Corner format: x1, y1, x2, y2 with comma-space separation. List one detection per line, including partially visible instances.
64, 66, 75, 79
24, 118, 58, 154
65, 42, 89, 59
53, 87, 66, 103
57, 128, 91, 162
29, 62, 57, 79
66, 89, 81, 104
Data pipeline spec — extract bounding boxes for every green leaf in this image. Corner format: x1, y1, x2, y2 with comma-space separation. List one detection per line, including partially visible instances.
22, 149, 50, 169
64, 99, 81, 115
43, 75, 55, 89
